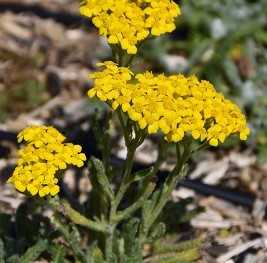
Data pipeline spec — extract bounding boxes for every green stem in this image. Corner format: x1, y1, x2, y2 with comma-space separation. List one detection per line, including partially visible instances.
110, 145, 136, 221
118, 51, 124, 66
140, 141, 191, 242
105, 121, 146, 255
125, 54, 136, 67
124, 36, 155, 67
151, 140, 169, 177
110, 126, 146, 221
116, 108, 129, 146
50, 213, 87, 263
103, 110, 113, 179
105, 126, 140, 257
47, 197, 111, 234
190, 141, 210, 154
111, 45, 118, 62
114, 182, 155, 223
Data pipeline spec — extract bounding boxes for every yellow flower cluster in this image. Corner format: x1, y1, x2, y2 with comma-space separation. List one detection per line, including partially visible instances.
88, 62, 250, 146
79, 0, 180, 54
8, 126, 86, 197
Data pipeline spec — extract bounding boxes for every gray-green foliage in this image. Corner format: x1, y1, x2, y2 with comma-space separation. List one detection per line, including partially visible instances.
88, 156, 115, 201
122, 218, 142, 263
4, 239, 47, 263
148, 238, 201, 263
48, 244, 67, 263
146, 222, 166, 244
18, 239, 48, 263
0, 202, 69, 263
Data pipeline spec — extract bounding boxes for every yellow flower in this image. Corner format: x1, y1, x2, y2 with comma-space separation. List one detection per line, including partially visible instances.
240, 127, 250, 141
88, 62, 250, 146
79, 0, 180, 54
8, 125, 87, 197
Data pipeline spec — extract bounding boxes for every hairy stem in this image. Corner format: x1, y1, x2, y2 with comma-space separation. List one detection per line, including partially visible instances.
50, 213, 87, 263
103, 110, 113, 179
47, 197, 111, 234
139, 141, 191, 242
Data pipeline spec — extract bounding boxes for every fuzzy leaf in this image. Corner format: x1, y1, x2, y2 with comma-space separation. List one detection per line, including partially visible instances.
151, 248, 199, 263
115, 182, 155, 222
88, 157, 114, 201
6, 255, 20, 263
20, 239, 48, 263
141, 189, 161, 233
123, 218, 140, 254
123, 218, 142, 262
48, 244, 66, 263
154, 238, 201, 255
92, 247, 104, 263
146, 222, 166, 244
106, 252, 117, 263
177, 206, 205, 223
127, 167, 154, 184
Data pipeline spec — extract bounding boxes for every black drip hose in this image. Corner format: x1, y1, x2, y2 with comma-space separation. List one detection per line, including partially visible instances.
180, 178, 255, 208
181, 179, 267, 219
0, 130, 17, 143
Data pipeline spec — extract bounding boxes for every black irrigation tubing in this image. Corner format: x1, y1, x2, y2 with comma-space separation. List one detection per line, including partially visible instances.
0, 130, 17, 143
0, 2, 92, 27
1, 129, 266, 218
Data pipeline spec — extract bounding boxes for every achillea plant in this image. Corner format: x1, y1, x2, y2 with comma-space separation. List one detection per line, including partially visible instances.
4, 1, 250, 262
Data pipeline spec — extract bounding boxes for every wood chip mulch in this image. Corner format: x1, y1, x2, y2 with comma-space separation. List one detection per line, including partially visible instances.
0, 2, 267, 262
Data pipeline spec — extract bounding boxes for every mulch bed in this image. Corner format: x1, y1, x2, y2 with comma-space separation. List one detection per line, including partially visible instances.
0, 1, 267, 262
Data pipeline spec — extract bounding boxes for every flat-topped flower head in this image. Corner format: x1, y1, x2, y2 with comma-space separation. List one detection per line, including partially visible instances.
8, 125, 86, 197
88, 62, 250, 146
79, 0, 180, 54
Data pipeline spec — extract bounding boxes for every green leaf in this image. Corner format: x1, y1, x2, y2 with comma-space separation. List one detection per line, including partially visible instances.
140, 190, 161, 234
88, 157, 115, 201
85, 241, 98, 263
123, 218, 142, 263
92, 247, 104, 263
106, 252, 117, 263
6, 255, 20, 263
154, 238, 201, 255
123, 218, 140, 255
48, 244, 66, 263
146, 222, 166, 244
115, 182, 155, 222
177, 206, 205, 224
151, 248, 199, 263
127, 167, 154, 184
20, 239, 48, 263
